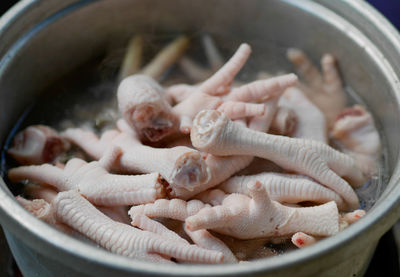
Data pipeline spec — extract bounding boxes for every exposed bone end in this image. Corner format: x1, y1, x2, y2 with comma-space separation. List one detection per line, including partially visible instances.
291, 232, 317, 248
8, 125, 70, 165
126, 103, 178, 142
118, 75, 178, 141
16, 196, 52, 220
270, 107, 298, 136
191, 110, 228, 152
171, 151, 211, 191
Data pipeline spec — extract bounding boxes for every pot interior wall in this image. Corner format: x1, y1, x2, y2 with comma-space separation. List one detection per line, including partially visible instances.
0, 0, 399, 275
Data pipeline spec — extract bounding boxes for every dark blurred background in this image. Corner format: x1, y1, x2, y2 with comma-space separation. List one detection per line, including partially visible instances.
0, 0, 400, 276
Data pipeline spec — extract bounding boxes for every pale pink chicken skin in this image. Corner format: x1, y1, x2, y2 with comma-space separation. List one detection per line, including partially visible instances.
7, 39, 379, 264
291, 209, 365, 248
331, 105, 381, 176
15, 196, 88, 239
183, 224, 238, 264
287, 49, 347, 127
16, 196, 55, 225
131, 214, 189, 245
218, 172, 345, 209
117, 74, 179, 142
24, 184, 131, 224
129, 198, 210, 222
169, 43, 298, 133
53, 191, 224, 264
191, 110, 365, 210
278, 87, 328, 143
185, 181, 340, 239
8, 125, 70, 165
9, 158, 165, 206
129, 199, 238, 263
62, 127, 211, 193
132, 211, 238, 264
65, 89, 281, 200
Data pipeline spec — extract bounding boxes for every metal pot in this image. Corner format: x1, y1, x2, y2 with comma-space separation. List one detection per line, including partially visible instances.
1, 0, 400, 276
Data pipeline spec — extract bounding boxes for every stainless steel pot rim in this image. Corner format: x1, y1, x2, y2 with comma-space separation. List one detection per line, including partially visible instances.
1, 0, 400, 275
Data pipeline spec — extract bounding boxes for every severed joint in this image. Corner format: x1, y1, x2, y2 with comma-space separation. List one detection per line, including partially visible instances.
117, 74, 179, 142
8, 125, 70, 165
269, 106, 298, 136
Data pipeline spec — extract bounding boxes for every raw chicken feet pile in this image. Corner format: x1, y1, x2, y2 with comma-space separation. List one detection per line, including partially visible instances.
7, 35, 381, 264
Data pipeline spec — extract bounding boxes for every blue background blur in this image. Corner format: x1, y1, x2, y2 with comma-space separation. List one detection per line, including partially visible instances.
367, 0, 400, 30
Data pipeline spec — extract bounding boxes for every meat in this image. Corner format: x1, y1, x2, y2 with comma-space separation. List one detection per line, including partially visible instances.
7, 38, 378, 265
8, 125, 70, 165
